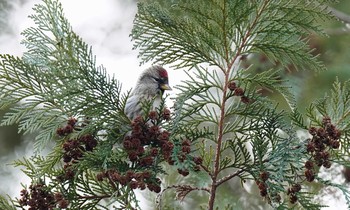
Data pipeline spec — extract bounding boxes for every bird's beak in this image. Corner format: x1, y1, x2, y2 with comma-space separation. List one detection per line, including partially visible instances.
160, 84, 172, 91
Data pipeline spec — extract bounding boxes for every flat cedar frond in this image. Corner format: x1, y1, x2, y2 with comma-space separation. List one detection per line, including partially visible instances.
0, 196, 16, 210
131, 1, 350, 209
296, 191, 328, 210
23, 0, 126, 120
290, 108, 308, 129
306, 79, 350, 159
237, 68, 296, 109
0, 0, 127, 151
226, 135, 252, 168
12, 157, 39, 178
173, 67, 220, 128
132, 0, 330, 71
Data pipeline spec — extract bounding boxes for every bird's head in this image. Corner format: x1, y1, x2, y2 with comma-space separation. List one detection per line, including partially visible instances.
133, 66, 172, 96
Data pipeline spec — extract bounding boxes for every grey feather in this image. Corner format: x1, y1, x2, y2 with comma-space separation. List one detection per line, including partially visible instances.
124, 66, 170, 120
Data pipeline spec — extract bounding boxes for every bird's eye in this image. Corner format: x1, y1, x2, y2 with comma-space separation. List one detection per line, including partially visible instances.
152, 77, 161, 83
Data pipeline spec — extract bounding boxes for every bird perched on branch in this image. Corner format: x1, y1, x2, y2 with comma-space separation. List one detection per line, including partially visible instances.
125, 66, 172, 120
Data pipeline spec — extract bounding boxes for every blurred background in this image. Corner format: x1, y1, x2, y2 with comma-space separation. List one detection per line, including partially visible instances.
0, 0, 349, 209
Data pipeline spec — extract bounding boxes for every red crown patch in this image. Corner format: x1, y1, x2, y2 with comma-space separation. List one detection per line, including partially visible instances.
159, 68, 168, 78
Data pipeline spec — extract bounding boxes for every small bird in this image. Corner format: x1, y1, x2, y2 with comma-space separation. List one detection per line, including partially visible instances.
125, 66, 172, 120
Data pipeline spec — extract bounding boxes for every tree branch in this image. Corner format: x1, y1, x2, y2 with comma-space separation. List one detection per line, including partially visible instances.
208, 1, 270, 209
216, 169, 246, 187
156, 184, 210, 209
325, 7, 350, 35
329, 7, 350, 24
78, 194, 111, 200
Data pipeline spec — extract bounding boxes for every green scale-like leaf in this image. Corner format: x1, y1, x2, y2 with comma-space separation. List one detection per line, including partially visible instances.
306, 79, 350, 159
0, 0, 129, 151
132, 0, 332, 71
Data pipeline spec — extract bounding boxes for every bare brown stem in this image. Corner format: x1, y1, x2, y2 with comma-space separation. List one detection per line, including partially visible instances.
207, 1, 270, 209
216, 169, 245, 187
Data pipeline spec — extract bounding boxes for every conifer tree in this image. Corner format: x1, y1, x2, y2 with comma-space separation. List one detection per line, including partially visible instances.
0, 0, 350, 209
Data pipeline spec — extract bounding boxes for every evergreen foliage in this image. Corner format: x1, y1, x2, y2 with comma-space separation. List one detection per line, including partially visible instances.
0, 0, 349, 210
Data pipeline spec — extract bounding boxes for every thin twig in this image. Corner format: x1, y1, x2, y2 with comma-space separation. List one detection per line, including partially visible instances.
325, 7, 350, 35
216, 169, 246, 187
78, 194, 111, 208
106, 172, 120, 196
156, 185, 210, 210
78, 194, 111, 200
200, 163, 212, 176
329, 7, 350, 24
